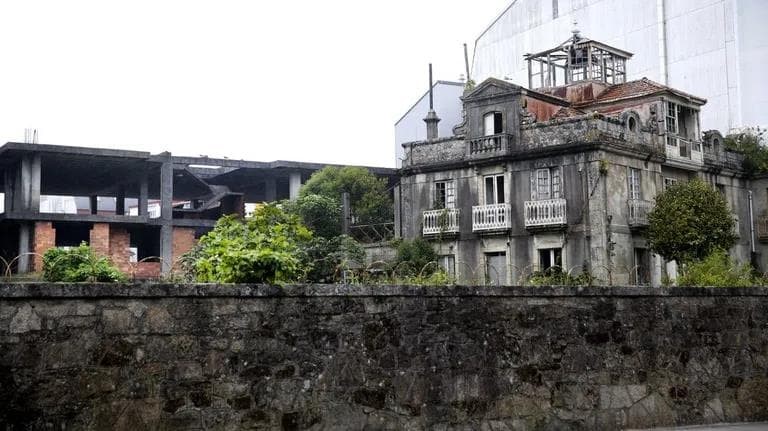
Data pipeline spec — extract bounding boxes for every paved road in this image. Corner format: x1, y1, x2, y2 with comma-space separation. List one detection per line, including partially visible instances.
632, 423, 768, 430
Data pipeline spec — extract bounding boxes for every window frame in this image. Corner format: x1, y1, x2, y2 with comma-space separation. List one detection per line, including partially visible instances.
628, 168, 641, 200
484, 174, 505, 205
533, 167, 562, 200
433, 180, 455, 209
483, 112, 503, 136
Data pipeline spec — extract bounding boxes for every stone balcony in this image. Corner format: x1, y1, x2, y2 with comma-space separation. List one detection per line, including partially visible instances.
665, 136, 703, 167
627, 199, 653, 228
472, 203, 512, 232
468, 134, 512, 157
422, 208, 460, 236
524, 198, 567, 229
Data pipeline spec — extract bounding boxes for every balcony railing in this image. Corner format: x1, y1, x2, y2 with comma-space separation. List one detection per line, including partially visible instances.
627, 199, 652, 227
472, 203, 512, 232
524, 198, 567, 228
468, 134, 512, 156
666, 136, 703, 164
422, 208, 460, 235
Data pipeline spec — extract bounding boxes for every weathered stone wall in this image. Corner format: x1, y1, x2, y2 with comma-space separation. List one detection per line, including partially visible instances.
1, 284, 767, 430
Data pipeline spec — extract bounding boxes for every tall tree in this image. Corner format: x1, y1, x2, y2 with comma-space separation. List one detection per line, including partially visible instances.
299, 166, 393, 226
647, 178, 736, 264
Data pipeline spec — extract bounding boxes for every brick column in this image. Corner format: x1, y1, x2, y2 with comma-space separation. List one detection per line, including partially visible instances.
89, 223, 110, 257
33, 222, 55, 272
172, 228, 197, 264
108, 226, 132, 274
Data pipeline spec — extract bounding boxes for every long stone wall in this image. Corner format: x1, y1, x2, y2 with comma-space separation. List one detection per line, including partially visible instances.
0, 284, 767, 430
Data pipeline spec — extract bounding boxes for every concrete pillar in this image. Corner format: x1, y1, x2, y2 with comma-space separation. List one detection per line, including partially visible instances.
341, 192, 351, 235
90, 196, 98, 215
288, 172, 302, 200
393, 184, 401, 238
3, 168, 13, 213
264, 178, 277, 202
17, 223, 32, 273
115, 186, 125, 216
159, 159, 174, 275
14, 154, 41, 212
138, 174, 148, 216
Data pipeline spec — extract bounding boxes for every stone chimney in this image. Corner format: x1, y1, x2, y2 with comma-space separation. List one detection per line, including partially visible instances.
424, 63, 441, 140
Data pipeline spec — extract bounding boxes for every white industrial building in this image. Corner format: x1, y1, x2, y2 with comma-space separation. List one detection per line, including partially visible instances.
394, 0, 767, 158
472, 0, 767, 135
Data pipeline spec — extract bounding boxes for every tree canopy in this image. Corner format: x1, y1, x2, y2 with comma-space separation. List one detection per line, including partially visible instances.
647, 178, 736, 263
282, 193, 341, 239
299, 166, 393, 226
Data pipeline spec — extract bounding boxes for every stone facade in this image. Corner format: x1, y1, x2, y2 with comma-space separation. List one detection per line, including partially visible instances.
0, 283, 767, 430
398, 38, 755, 286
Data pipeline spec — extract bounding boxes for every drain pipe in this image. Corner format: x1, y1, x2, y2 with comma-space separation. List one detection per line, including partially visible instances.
656, 0, 668, 85
749, 190, 756, 254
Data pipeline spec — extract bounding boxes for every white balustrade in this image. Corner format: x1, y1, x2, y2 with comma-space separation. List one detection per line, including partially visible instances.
524, 198, 567, 227
472, 203, 512, 232
422, 208, 460, 235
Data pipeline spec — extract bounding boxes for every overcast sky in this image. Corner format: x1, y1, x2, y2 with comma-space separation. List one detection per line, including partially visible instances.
0, 1, 510, 168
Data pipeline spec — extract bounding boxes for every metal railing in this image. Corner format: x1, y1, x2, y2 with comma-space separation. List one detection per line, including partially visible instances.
468, 134, 512, 156
627, 199, 652, 227
666, 136, 703, 163
471, 203, 512, 232
422, 208, 460, 235
524, 198, 567, 228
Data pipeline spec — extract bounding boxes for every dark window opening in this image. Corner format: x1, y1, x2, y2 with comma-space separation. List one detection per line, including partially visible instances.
52, 222, 92, 247
538, 248, 562, 271
128, 226, 161, 261
483, 112, 503, 136
628, 116, 637, 133
634, 248, 650, 285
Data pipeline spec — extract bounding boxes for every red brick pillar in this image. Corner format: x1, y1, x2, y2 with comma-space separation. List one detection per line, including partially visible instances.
108, 227, 132, 274
33, 222, 56, 272
89, 223, 110, 257
172, 228, 197, 265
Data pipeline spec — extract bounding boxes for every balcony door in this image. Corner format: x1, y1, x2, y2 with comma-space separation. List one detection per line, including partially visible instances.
484, 174, 505, 205
485, 252, 507, 286
483, 112, 503, 136
531, 167, 562, 200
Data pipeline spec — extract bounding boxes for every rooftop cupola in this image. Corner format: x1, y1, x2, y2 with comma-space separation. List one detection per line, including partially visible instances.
524, 23, 633, 90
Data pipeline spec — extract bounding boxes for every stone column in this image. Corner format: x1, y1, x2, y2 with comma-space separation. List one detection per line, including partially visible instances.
138, 173, 148, 216
115, 186, 125, 216
288, 172, 302, 200
159, 159, 174, 275
17, 223, 32, 273
14, 154, 41, 212
264, 178, 277, 202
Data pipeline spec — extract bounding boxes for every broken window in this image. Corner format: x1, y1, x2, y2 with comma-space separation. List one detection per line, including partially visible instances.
533, 167, 562, 200
538, 248, 562, 271
433, 180, 455, 209
484, 174, 505, 204
483, 112, 503, 136
439, 254, 455, 277
627, 168, 641, 200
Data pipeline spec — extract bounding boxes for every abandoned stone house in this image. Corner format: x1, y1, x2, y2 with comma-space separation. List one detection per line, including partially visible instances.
396, 32, 760, 286
0, 143, 395, 277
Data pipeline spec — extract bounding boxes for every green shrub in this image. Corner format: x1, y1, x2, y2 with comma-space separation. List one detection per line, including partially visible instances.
302, 235, 365, 283
191, 205, 312, 284
392, 238, 438, 276
677, 249, 754, 287
527, 267, 594, 286
42, 243, 126, 282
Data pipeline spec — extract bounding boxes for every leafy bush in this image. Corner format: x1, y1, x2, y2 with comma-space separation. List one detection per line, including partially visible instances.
302, 235, 365, 283
392, 238, 438, 276
724, 127, 767, 175
191, 205, 312, 284
42, 243, 126, 282
648, 178, 735, 264
527, 267, 594, 286
677, 249, 754, 287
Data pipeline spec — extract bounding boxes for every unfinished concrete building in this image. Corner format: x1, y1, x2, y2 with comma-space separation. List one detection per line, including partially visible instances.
397, 32, 753, 286
0, 143, 395, 277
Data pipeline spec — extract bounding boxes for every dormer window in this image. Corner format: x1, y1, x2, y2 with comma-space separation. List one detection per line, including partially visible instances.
483, 112, 503, 136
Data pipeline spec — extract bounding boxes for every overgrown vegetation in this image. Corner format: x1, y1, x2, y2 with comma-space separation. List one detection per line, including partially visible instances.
677, 249, 754, 287
283, 194, 341, 239
302, 235, 365, 283
647, 178, 736, 264
527, 267, 595, 286
299, 166, 393, 226
190, 206, 311, 284
391, 238, 438, 276
42, 243, 126, 282
724, 127, 767, 175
